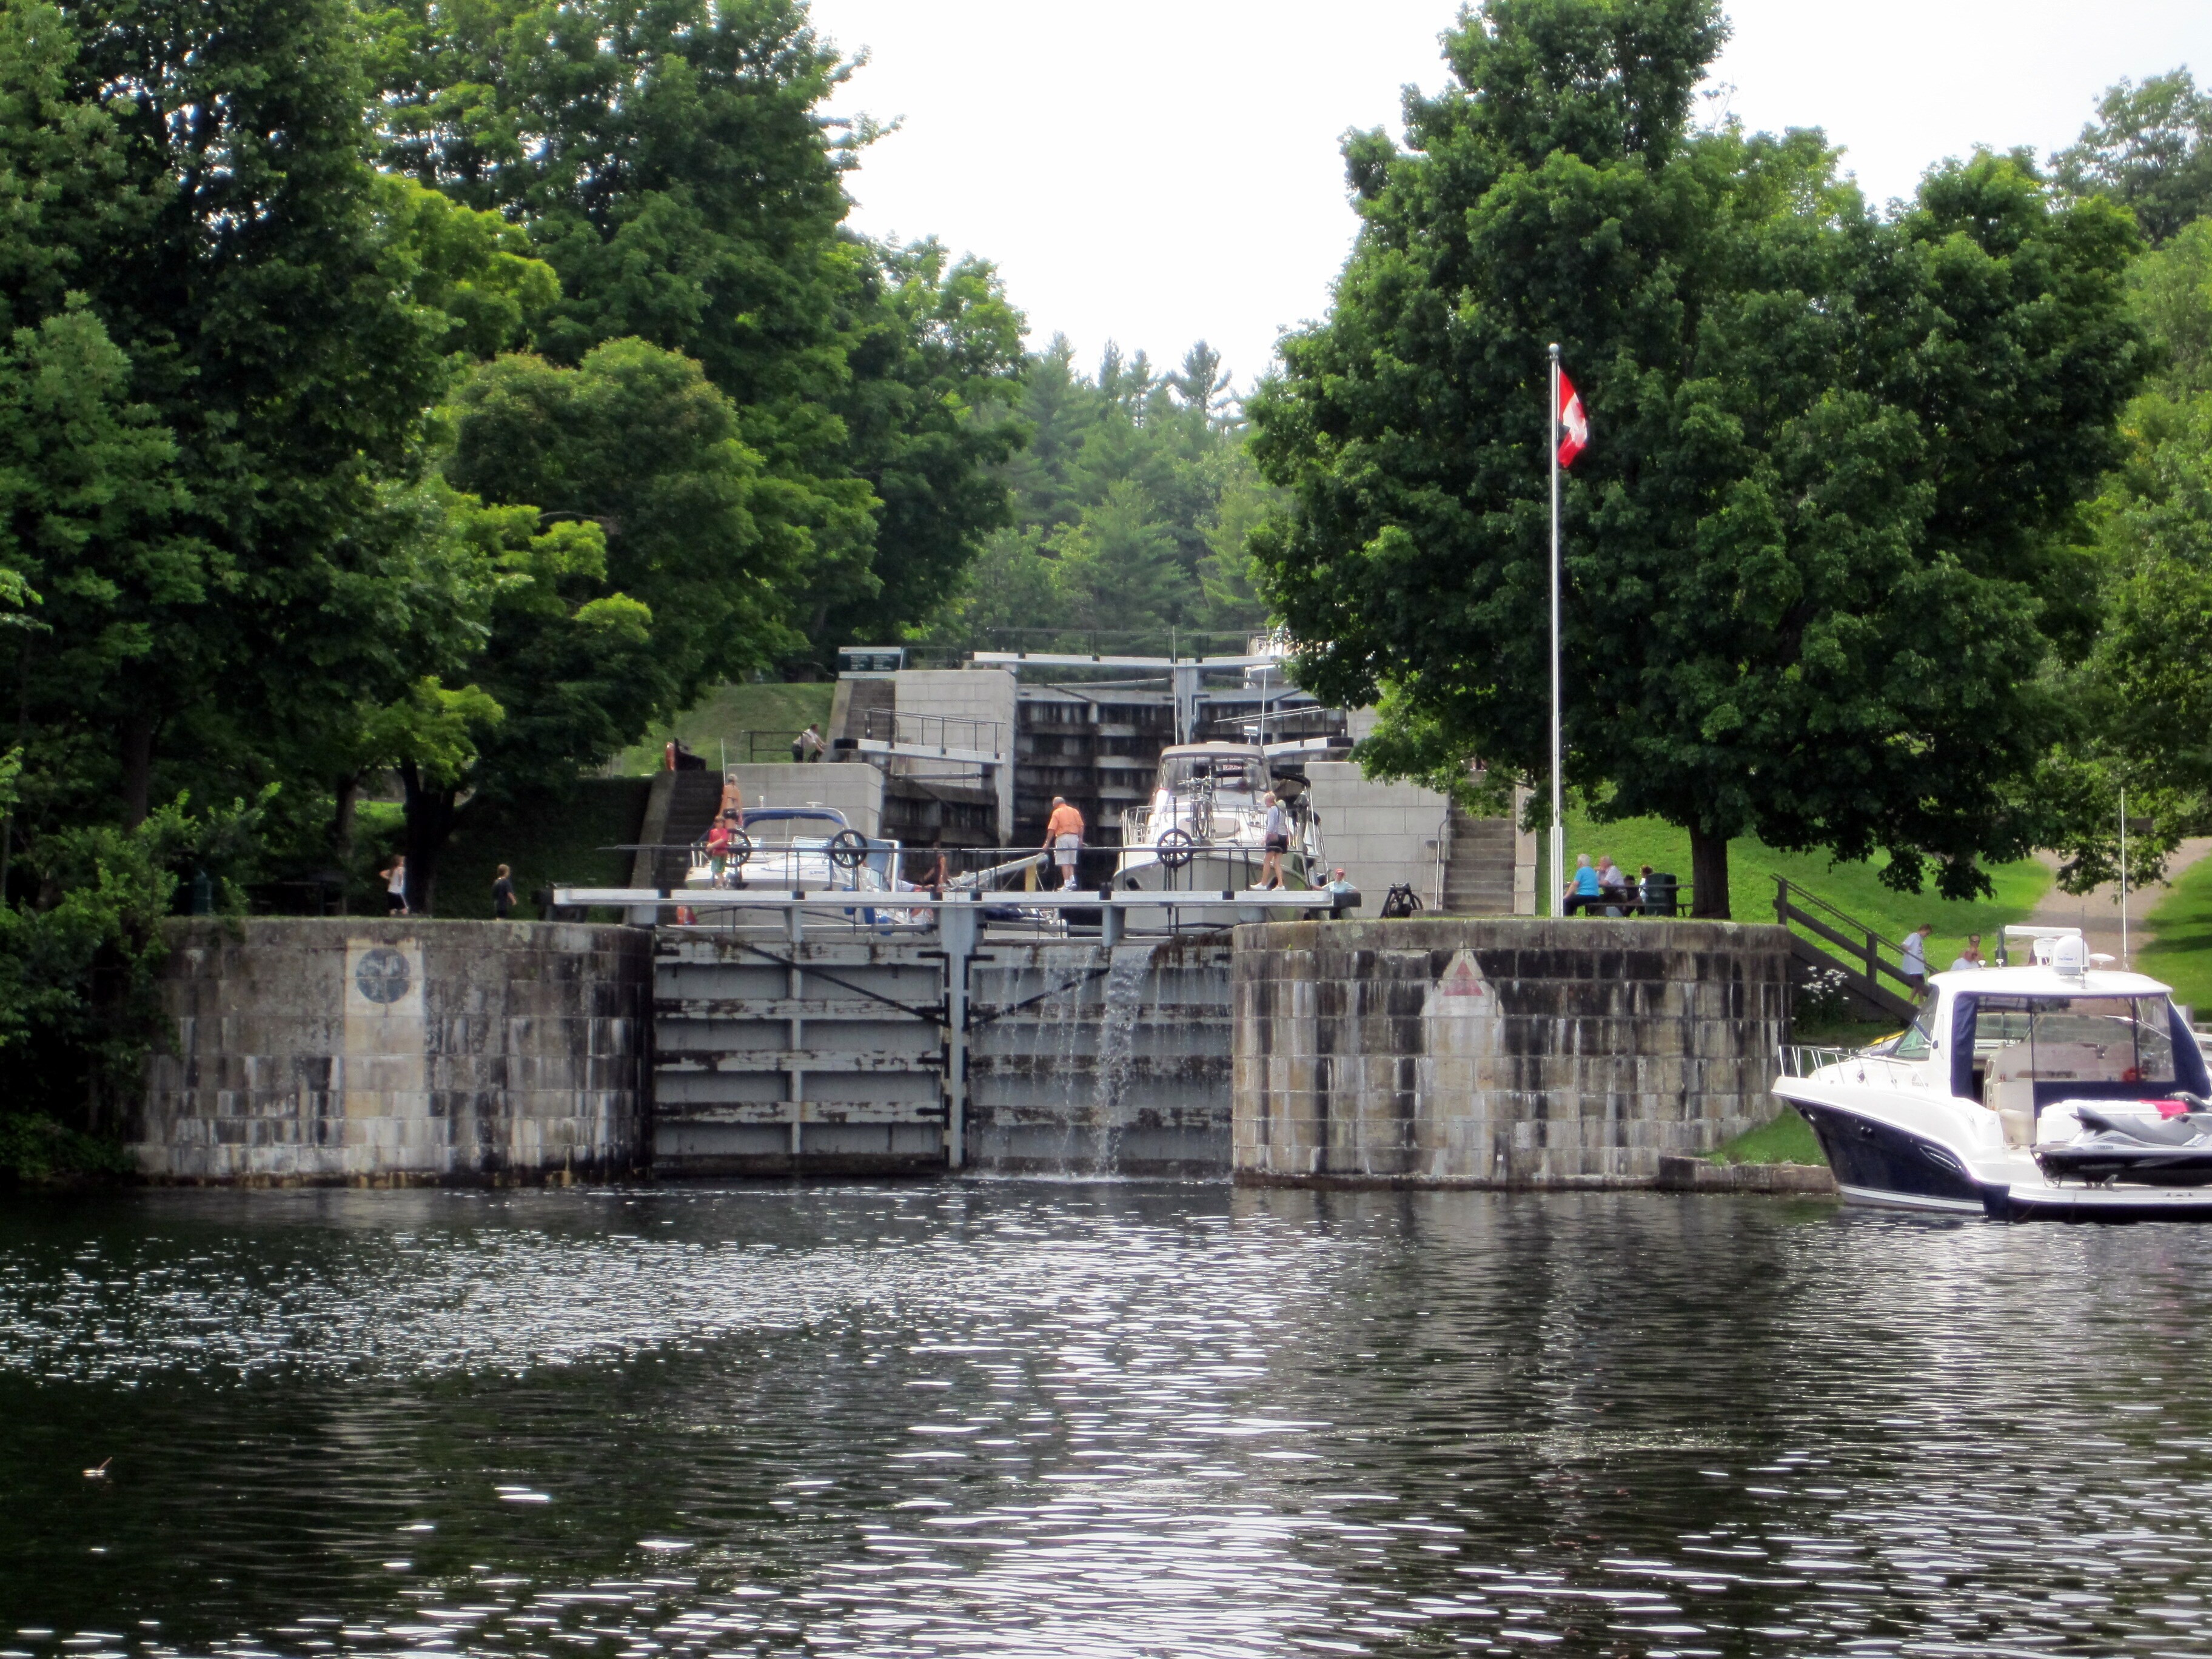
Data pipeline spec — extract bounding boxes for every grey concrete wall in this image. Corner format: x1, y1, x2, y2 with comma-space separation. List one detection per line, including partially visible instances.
1233, 917, 1792, 1187
893, 666, 1017, 836
1305, 762, 1450, 908
138, 919, 652, 1184
722, 763, 883, 836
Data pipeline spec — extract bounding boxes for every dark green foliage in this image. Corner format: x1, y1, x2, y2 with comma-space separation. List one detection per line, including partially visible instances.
0, 793, 263, 1134
2054, 70, 2212, 247
2046, 216, 2212, 890
820, 241, 1028, 648
1248, 0, 2145, 914
927, 337, 1278, 651
432, 776, 651, 920
361, 0, 1027, 668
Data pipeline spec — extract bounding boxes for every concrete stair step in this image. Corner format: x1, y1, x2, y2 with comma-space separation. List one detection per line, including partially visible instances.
1439, 805, 1517, 914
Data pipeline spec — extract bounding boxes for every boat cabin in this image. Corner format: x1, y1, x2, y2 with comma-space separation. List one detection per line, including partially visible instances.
1152, 743, 1268, 799
1880, 957, 2209, 1145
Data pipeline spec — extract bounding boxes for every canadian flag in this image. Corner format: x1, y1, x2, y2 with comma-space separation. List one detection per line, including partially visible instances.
1557, 369, 1589, 467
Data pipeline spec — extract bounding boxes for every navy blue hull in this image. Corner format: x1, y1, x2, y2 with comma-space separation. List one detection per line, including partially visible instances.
1791, 1102, 1984, 1210
1792, 1101, 2212, 1223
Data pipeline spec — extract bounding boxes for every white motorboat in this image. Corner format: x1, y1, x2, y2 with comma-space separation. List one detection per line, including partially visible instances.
1116, 742, 1327, 896
684, 806, 901, 896
1775, 927, 2212, 1221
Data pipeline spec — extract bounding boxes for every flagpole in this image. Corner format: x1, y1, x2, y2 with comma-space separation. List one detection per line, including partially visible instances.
1548, 344, 1564, 920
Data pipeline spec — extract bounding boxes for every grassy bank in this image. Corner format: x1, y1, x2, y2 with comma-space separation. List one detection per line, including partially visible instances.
612, 681, 836, 776
1708, 1108, 1827, 1167
1546, 807, 2049, 975
2143, 855, 2212, 1010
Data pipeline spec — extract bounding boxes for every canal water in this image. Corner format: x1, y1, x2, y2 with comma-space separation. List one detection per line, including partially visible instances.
5, 1185, 2212, 1657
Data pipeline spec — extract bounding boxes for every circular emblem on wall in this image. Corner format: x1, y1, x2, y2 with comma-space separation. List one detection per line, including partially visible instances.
355, 947, 412, 1005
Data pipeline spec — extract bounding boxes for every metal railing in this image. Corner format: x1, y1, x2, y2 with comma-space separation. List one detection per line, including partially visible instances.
860, 708, 1004, 759
1776, 1042, 1875, 1078
728, 729, 818, 762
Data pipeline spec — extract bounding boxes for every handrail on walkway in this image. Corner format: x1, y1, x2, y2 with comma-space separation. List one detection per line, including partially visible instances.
1771, 874, 1920, 1022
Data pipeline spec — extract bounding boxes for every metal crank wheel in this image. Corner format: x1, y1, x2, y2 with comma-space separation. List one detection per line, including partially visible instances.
724, 828, 751, 870
826, 830, 870, 871
1156, 828, 1198, 871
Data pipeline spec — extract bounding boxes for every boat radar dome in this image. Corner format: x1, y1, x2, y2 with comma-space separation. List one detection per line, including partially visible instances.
2051, 933, 2088, 977
2002, 923, 2090, 970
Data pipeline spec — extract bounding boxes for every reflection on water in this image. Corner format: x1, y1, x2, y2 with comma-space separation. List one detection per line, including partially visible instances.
5, 1184, 2212, 1655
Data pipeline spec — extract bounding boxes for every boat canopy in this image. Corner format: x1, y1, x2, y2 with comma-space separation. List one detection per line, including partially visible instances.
1154, 743, 1266, 794
1919, 981, 2212, 1107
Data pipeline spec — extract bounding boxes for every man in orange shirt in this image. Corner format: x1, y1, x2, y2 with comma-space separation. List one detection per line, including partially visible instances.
1043, 796, 1085, 890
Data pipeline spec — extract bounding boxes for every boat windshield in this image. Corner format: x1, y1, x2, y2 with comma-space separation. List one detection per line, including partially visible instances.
1969, 994, 2178, 1087
1158, 754, 1264, 794
740, 814, 848, 846
1886, 1000, 1940, 1060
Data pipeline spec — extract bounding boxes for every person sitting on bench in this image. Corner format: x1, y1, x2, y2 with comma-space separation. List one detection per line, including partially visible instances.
1564, 853, 1603, 915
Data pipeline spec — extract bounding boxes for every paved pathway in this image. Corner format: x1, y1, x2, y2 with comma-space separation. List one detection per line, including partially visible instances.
2026, 836, 2212, 970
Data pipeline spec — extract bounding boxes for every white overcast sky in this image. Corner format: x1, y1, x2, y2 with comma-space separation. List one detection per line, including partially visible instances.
808, 1, 2212, 391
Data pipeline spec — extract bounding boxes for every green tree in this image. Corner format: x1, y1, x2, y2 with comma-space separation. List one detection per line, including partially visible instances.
1051, 481, 1188, 635
377, 337, 772, 910
0, 0, 454, 834
1247, 0, 2144, 916
364, 0, 1031, 662
816, 238, 1028, 649
2055, 70, 2212, 247
2049, 220, 2212, 888
926, 334, 1279, 652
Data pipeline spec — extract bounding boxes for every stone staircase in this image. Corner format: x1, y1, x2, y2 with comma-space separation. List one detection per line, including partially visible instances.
1439, 805, 1518, 915
629, 768, 727, 891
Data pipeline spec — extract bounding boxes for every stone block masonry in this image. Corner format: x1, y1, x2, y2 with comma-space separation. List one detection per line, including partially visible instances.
1232, 917, 1792, 1187
138, 919, 652, 1184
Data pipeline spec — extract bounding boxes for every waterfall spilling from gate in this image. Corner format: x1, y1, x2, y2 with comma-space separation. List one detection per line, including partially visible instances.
651, 927, 1233, 1178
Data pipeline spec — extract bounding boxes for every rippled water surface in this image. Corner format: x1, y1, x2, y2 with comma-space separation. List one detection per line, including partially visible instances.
7, 1184, 2212, 1655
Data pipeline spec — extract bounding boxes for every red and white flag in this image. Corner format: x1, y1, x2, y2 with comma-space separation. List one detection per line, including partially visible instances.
1557, 369, 1589, 467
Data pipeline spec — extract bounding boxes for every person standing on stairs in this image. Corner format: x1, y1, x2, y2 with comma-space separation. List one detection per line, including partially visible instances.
1902, 923, 1934, 993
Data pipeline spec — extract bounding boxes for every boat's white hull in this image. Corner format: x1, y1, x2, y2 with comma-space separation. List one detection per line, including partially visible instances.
1113, 847, 1316, 928
1778, 1079, 2212, 1222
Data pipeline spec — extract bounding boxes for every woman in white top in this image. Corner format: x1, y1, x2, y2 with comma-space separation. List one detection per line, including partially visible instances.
384, 854, 408, 916
1259, 793, 1289, 890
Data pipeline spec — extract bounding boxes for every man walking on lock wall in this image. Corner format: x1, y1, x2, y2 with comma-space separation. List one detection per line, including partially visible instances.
1044, 796, 1085, 890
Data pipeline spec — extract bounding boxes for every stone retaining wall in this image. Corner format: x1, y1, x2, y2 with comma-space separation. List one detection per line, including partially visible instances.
138, 919, 652, 1184
1232, 917, 1792, 1187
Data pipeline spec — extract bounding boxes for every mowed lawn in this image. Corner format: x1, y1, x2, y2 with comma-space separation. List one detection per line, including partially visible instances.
2144, 856, 2212, 1011
1554, 806, 2051, 974
612, 680, 837, 774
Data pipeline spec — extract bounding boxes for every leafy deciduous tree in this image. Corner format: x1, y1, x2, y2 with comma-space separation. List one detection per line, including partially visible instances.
1247, 0, 2144, 915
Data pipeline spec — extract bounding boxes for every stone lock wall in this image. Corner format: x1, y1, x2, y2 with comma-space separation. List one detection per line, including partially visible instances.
1232, 917, 1792, 1186
138, 919, 653, 1184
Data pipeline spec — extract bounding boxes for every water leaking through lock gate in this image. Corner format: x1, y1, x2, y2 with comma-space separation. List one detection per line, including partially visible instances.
649, 912, 1236, 1179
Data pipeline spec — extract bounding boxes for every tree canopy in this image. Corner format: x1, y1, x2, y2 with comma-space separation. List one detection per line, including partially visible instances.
924, 337, 1276, 653
2055, 69, 2212, 247
1247, 0, 2146, 915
